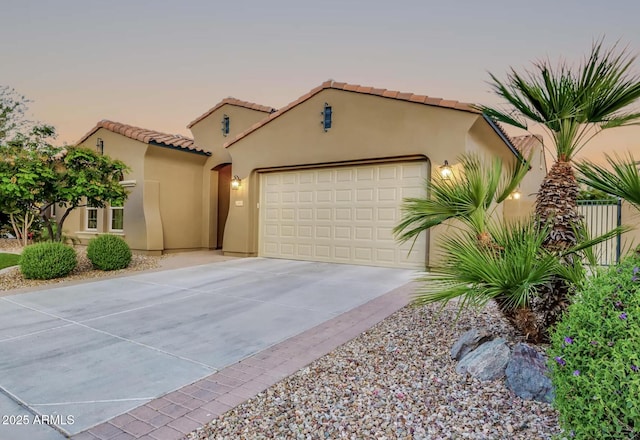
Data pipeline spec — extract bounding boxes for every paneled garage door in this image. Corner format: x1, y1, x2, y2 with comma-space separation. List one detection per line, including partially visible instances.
259, 161, 428, 269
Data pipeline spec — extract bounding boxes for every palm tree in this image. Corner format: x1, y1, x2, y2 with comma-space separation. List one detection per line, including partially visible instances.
394, 153, 529, 245
474, 41, 640, 341
478, 40, 640, 251
395, 153, 621, 341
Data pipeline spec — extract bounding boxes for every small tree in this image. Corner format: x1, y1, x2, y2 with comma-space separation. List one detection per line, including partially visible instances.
0, 86, 30, 143
0, 86, 130, 243
0, 144, 56, 246
47, 147, 129, 242
394, 153, 621, 342
473, 40, 640, 341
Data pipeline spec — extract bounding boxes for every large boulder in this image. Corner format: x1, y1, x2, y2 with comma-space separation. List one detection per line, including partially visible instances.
505, 343, 554, 403
455, 338, 510, 381
450, 328, 493, 361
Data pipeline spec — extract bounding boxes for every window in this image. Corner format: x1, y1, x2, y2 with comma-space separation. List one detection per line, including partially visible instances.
86, 207, 98, 230
322, 102, 332, 131
221, 114, 230, 136
109, 203, 124, 231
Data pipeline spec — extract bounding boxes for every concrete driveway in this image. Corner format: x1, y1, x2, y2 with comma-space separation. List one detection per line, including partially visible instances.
0, 258, 414, 439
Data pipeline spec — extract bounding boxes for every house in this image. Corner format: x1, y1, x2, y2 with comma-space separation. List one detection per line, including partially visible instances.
68, 80, 545, 268
71, 121, 212, 255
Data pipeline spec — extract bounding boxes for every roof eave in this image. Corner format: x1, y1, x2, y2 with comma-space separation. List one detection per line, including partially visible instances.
482, 114, 522, 161
187, 100, 275, 129
148, 140, 211, 156
75, 125, 102, 146
225, 82, 481, 149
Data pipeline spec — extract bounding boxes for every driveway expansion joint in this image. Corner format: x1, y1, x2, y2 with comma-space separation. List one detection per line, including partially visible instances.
69, 281, 413, 440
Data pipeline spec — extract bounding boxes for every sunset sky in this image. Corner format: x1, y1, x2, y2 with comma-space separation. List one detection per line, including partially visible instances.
2, 0, 640, 151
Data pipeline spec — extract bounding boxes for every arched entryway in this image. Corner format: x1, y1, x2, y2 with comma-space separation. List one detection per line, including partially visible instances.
213, 163, 232, 249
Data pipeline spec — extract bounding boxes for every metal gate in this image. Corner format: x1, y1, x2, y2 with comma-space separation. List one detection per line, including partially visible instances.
577, 199, 622, 265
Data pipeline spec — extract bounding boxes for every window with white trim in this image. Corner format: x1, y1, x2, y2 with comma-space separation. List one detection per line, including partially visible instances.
109, 203, 124, 232
86, 207, 98, 231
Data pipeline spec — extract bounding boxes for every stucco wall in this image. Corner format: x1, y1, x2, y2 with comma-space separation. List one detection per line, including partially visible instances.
144, 146, 208, 251
223, 89, 524, 266
190, 104, 272, 250
72, 129, 148, 250
190, 105, 272, 165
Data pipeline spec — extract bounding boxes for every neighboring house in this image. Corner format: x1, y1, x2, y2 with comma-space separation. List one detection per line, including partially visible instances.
69, 80, 545, 268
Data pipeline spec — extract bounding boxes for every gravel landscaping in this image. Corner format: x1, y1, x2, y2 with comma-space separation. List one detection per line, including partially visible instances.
0, 238, 161, 294
0, 237, 562, 438
187, 301, 561, 440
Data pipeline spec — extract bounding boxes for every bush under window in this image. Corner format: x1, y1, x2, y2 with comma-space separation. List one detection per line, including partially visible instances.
87, 234, 131, 271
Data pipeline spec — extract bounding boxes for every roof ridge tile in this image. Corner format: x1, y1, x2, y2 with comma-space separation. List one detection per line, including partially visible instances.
223, 80, 481, 149
187, 97, 276, 129
76, 120, 211, 156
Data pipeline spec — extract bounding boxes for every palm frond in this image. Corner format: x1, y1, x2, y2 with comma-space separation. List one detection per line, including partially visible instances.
394, 153, 529, 244
576, 154, 640, 209
496, 151, 533, 203
479, 40, 640, 161
600, 112, 640, 129
412, 220, 573, 311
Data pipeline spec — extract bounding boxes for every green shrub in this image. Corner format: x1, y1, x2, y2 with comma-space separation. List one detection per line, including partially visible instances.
548, 255, 640, 439
87, 234, 131, 271
20, 242, 77, 280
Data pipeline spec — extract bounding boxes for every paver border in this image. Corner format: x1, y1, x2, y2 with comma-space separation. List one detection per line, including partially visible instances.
70, 281, 415, 440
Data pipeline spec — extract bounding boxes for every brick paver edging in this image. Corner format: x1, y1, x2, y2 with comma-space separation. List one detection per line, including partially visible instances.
70, 282, 415, 440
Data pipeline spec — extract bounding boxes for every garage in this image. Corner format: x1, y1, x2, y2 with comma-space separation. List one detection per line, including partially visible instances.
259, 161, 428, 269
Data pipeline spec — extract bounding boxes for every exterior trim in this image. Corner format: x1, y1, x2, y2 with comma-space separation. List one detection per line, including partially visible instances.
187, 98, 276, 129
254, 155, 429, 175
148, 140, 211, 156
224, 80, 480, 149
482, 114, 521, 160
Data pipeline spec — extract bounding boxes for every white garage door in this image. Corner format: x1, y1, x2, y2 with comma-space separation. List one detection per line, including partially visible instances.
259, 161, 428, 269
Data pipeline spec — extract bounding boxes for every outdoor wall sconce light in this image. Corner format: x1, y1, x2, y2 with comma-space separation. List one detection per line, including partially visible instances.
439, 160, 452, 179
221, 115, 230, 137
321, 103, 332, 132
231, 175, 241, 190
96, 138, 104, 155
511, 188, 522, 200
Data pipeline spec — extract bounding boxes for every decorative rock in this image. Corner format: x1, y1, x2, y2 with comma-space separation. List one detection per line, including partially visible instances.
450, 328, 494, 361
505, 342, 554, 403
455, 338, 510, 381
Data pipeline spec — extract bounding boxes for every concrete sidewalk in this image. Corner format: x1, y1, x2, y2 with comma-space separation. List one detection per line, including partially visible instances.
0, 258, 415, 439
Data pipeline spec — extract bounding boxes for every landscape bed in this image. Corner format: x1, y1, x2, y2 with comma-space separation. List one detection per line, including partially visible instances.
187, 301, 560, 440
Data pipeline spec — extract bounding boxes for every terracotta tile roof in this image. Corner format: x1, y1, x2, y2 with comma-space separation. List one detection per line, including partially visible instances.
187, 98, 276, 129
511, 134, 543, 157
224, 80, 480, 148
77, 120, 211, 156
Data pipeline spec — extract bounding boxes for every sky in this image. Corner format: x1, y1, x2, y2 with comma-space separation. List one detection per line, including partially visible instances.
2, 0, 640, 150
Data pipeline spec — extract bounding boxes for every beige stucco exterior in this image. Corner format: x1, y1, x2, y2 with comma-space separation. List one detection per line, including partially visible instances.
221, 88, 540, 267
68, 84, 544, 267
189, 103, 274, 249
69, 129, 147, 249
70, 127, 209, 254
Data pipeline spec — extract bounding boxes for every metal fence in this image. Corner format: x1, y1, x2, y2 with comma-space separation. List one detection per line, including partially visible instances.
577, 199, 622, 266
